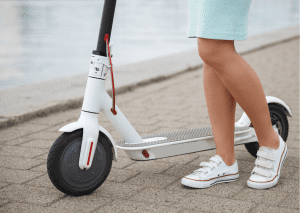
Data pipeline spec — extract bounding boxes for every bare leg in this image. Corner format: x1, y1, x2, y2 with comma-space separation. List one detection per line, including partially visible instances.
203, 62, 236, 166
198, 38, 280, 151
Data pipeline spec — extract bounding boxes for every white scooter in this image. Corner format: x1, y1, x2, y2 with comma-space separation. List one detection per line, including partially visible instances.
47, 0, 292, 196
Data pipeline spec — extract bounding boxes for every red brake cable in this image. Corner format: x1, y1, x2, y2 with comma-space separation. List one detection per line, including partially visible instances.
104, 34, 117, 115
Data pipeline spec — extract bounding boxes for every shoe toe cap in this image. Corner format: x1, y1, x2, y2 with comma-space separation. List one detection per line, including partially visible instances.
184, 174, 205, 181
248, 174, 269, 182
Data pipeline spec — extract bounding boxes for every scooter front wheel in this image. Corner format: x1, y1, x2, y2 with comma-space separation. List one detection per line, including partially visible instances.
47, 129, 113, 196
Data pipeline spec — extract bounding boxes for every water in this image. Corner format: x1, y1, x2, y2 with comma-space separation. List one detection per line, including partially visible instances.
0, 0, 298, 90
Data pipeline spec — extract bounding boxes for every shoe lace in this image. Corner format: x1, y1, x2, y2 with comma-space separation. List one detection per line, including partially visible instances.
193, 156, 222, 175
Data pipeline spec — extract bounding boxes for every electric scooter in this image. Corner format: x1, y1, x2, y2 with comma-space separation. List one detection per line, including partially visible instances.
47, 0, 292, 196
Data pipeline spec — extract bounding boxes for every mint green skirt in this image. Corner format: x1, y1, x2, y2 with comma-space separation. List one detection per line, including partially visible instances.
187, 0, 251, 40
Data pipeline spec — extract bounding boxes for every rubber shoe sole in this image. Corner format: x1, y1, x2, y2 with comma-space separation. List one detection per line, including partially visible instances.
181, 173, 239, 189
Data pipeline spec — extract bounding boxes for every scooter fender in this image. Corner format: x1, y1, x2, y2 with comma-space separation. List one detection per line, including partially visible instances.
58, 120, 118, 164
235, 95, 292, 127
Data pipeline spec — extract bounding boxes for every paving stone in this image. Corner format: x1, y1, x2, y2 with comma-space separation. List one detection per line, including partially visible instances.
250, 204, 299, 213
0, 168, 44, 184
283, 156, 299, 168
0, 184, 65, 206
129, 116, 163, 127
125, 172, 179, 189
278, 193, 300, 210
115, 148, 130, 158
30, 163, 47, 173
162, 164, 201, 179
232, 187, 289, 206
0, 182, 10, 189
26, 109, 79, 126
34, 153, 49, 160
177, 209, 214, 213
234, 172, 252, 185
106, 168, 141, 183
280, 166, 299, 180
49, 195, 112, 213
266, 177, 299, 194
0, 123, 49, 143
92, 181, 145, 199
285, 148, 300, 158
235, 150, 256, 161
288, 134, 300, 141
25, 174, 55, 189
234, 144, 249, 151
124, 160, 174, 174
187, 184, 245, 199
154, 152, 199, 165
94, 199, 182, 213
112, 156, 136, 169
173, 193, 230, 212
0, 155, 44, 170
286, 138, 299, 149
129, 187, 189, 207
222, 199, 256, 213
20, 131, 62, 141
0, 202, 76, 213
289, 125, 299, 133
0, 145, 48, 158
0, 199, 9, 207
0, 135, 35, 146
234, 160, 255, 173
20, 139, 56, 149
43, 123, 70, 132
148, 122, 188, 132
291, 168, 299, 180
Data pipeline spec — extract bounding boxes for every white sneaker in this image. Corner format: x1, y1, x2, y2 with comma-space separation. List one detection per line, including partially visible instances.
247, 134, 288, 189
181, 155, 239, 188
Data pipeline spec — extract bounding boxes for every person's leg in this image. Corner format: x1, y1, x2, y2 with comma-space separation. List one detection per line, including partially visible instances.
197, 38, 279, 150
203, 62, 236, 166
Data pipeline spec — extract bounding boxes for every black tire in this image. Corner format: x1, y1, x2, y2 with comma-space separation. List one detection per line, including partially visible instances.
244, 104, 289, 158
47, 129, 113, 196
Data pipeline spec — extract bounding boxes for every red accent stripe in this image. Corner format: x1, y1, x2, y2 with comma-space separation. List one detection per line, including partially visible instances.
104, 34, 117, 115
87, 142, 93, 166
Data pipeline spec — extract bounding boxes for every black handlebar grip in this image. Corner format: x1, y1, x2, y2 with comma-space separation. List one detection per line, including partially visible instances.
93, 0, 117, 56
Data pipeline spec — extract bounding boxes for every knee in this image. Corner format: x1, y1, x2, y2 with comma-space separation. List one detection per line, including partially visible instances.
197, 39, 215, 64
197, 38, 235, 66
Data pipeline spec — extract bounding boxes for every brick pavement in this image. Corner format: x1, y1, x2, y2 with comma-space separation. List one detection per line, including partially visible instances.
0, 38, 299, 213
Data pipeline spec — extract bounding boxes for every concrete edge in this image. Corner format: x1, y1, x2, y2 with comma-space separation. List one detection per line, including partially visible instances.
1, 25, 299, 130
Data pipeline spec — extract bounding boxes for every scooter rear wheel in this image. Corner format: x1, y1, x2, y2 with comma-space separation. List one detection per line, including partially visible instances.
244, 104, 289, 158
47, 129, 113, 196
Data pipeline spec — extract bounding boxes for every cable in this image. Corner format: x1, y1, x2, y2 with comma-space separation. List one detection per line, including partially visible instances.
104, 34, 117, 115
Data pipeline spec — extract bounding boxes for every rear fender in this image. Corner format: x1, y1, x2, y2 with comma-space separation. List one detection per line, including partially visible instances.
235, 95, 292, 127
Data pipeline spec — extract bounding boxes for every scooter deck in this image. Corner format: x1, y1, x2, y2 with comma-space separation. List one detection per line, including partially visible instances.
115, 125, 256, 160
116, 125, 250, 148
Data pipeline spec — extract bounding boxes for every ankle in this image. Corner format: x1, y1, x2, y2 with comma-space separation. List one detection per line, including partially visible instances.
259, 134, 280, 150
223, 159, 236, 167
216, 152, 236, 166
